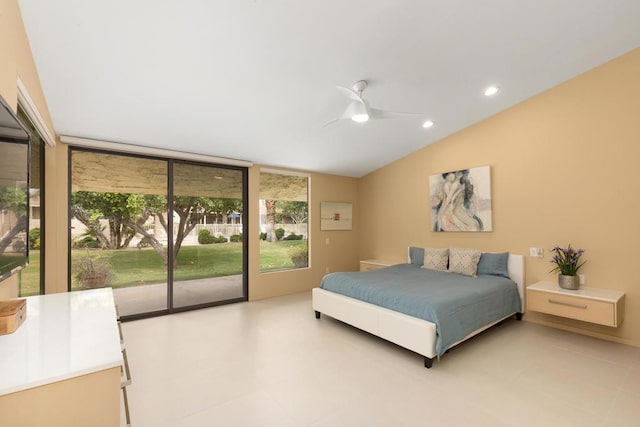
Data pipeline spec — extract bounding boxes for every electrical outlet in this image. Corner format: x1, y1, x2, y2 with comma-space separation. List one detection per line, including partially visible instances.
325, 267, 330, 274
579, 274, 585, 285
325, 238, 330, 245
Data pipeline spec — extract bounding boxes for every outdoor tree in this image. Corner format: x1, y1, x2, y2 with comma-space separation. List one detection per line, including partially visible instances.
71, 191, 242, 266
71, 192, 156, 250
264, 200, 277, 242
0, 187, 27, 255
276, 201, 308, 224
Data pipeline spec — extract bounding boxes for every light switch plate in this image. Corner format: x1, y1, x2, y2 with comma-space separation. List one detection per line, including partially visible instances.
529, 247, 544, 258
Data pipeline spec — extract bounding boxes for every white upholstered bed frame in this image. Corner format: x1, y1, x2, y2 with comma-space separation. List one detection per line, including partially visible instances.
312, 251, 525, 368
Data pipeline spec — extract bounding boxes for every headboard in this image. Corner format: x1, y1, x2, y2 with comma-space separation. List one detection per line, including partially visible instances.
507, 254, 525, 313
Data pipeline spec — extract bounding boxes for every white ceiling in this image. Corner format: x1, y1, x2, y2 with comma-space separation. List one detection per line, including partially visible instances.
18, 0, 640, 177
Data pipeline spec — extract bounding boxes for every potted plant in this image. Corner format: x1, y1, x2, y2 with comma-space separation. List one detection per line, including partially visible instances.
72, 252, 115, 288
549, 245, 586, 290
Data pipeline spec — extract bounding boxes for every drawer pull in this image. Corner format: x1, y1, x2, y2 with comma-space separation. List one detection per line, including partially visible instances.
548, 299, 587, 309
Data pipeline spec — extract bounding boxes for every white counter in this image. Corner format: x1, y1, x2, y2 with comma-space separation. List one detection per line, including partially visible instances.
0, 288, 122, 396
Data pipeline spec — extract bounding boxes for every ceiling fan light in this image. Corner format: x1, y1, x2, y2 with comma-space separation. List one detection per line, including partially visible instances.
352, 113, 369, 123
422, 120, 434, 129
484, 85, 499, 96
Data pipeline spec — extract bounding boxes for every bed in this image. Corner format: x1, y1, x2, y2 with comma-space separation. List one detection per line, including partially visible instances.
312, 248, 525, 368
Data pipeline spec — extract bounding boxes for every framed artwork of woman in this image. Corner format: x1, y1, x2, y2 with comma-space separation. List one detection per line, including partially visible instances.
429, 165, 492, 232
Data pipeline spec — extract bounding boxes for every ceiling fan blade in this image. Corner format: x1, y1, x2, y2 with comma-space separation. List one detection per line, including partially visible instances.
322, 117, 343, 128
322, 103, 353, 127
322, 101, 369, 128
336, 86, 364, 103
369, 108, 421, 119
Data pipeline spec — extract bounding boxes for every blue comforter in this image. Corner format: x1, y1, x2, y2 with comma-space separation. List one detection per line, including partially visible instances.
320, 263, 521, 356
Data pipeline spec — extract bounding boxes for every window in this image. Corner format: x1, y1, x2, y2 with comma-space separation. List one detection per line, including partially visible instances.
259, 170, 309, 272
17, 106, 45, 296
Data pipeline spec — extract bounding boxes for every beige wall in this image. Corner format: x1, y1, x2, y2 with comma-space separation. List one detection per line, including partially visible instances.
248, 166, 359, 300
0, 0, 62, 297
359, 48, 640, 347
45, 143, 69, 293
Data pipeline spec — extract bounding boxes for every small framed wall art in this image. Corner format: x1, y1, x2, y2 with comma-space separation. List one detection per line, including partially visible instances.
320, 202, 353, 231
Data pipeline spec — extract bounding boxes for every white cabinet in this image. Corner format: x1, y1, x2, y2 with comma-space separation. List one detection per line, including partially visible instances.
0, 289, 123, 426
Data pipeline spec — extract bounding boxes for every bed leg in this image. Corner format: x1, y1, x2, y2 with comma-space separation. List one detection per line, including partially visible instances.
516, 312, 523, 321
424, 357, 433, 369
315, 310, 321, 319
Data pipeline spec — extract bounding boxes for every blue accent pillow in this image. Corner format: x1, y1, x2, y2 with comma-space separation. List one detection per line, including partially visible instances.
409, 246, 425, 266
477, 252, 510, 278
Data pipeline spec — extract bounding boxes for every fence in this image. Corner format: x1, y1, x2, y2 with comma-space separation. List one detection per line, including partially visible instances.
195, 224, 243, 237
260, 223, 307, 238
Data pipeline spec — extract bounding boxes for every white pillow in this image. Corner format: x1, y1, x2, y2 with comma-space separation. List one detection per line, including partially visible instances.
422, 248, 449, 271
448, 247, 482, 277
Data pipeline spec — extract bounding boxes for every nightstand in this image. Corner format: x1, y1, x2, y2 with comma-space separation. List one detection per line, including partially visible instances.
359, 259, 394, 272
527, 281, 625, 327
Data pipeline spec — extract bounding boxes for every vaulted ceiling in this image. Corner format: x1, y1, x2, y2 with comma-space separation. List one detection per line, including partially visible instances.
18, 1, 640, 177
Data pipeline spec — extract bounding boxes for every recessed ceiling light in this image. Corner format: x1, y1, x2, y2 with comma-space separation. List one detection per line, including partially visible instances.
484, 85, 499, 96
422, 120, 435, 129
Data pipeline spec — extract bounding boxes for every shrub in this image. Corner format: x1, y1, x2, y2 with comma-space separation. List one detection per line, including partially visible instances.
73, 234, 99, 249
72, 252, 115, 288
136, 236, 153, 249
283, 232, 303, 241
230, 233, 243, 242
275, 227, 285, 241
29, 228, 41, 249
213, 235, 228, 244
198, 229, 215, 244
12, 239, 26, 252
289, 245, 308, 268
259, 232, 267, 241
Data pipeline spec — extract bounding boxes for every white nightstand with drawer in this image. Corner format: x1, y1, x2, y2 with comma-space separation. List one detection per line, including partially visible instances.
527, 281, 625, 327
359, 259, 395, 272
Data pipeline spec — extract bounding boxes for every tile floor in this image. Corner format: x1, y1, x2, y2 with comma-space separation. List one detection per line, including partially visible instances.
122, 291, 640, 427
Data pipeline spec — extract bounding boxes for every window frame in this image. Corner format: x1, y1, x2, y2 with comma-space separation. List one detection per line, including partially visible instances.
258, 168, 310, 274
17, 104, 45, 296
68, 146, 249, 319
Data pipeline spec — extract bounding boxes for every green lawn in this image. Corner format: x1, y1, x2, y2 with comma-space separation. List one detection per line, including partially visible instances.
18, 250, 41, 297
259, 240, 307, 272
18, 241, 307, 293
90, 242, 248, 289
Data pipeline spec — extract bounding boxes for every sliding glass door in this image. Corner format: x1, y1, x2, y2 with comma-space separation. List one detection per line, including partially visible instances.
70, 151, 169, 316
171, 162, 246, 308
70, 149, 247, 318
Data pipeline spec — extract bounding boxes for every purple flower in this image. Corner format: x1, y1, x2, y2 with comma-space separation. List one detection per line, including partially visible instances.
549, 244, 586, 275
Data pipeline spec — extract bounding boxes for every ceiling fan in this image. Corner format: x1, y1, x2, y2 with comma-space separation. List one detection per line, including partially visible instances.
323, 80, 427, 128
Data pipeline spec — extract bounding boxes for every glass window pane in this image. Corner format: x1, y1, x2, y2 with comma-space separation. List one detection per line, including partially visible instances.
259, 171, 308, 272
70, 151, 168, 316
17, 106, 44, 297
172, 163, 245, 308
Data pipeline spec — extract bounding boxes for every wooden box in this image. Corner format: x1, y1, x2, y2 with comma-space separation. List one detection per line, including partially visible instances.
0, 299, 27, 335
